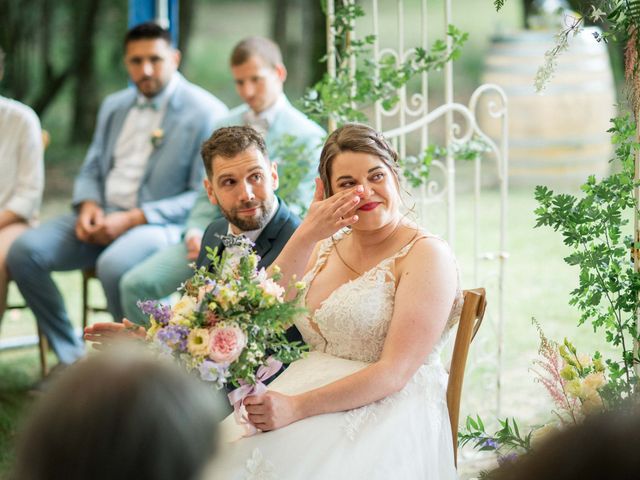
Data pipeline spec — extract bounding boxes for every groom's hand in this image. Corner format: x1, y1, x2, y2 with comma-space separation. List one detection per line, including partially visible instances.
244, 391, 301, 431
84, 318, 145, 350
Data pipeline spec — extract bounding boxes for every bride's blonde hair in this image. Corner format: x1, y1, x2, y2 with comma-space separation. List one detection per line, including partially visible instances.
318, 123, 400, 197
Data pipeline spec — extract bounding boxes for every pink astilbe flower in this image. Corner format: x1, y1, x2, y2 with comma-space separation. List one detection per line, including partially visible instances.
530, 321, 579, 424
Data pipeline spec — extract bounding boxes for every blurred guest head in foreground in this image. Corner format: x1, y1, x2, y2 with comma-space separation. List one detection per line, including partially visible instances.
12, 347, 222, 480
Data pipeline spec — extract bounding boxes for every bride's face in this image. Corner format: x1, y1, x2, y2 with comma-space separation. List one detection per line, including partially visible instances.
330, 151, 401, 229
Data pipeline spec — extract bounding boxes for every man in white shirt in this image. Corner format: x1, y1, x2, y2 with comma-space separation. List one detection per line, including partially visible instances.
0, 47, 45, 322
120, 37, 326, 325
7, 23, 227, 367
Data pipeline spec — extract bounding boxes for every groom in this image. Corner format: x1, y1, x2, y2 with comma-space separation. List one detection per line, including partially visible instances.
85, 125, 301, 341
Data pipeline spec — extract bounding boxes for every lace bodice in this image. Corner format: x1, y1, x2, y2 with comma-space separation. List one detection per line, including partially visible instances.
295, 230, 462, 364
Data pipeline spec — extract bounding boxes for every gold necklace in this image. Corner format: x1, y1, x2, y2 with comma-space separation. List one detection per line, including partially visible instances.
331, 221, 403, 276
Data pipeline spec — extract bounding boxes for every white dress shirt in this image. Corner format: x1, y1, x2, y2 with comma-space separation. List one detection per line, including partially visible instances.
242, 94, 287, 137
105, 74, 179, 210
0, 96, 44, 223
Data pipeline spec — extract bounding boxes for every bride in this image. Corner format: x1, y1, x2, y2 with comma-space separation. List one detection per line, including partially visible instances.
206, 123, 462, 479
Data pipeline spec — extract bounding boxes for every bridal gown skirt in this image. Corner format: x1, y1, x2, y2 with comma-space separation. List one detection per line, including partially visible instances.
205, 351, 458, 480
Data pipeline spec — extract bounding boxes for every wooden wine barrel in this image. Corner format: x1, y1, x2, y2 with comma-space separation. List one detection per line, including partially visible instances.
480, 27, 616, 189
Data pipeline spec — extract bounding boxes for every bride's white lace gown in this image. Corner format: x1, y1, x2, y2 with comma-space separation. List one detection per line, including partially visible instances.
207, 232, 462, 480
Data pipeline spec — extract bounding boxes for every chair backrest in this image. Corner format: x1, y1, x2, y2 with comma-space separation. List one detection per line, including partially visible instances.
446, 287, 487, 466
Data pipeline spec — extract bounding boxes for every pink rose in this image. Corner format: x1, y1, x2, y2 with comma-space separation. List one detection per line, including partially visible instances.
205, 310, 221, 326
209, 325, 246, 363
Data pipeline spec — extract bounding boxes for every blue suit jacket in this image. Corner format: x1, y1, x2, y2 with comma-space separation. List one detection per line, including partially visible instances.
72, 73, 228, 225
185, 96, 326, 231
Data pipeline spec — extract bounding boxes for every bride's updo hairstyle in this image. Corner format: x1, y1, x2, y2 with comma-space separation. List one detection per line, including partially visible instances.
318, 123, 400, 197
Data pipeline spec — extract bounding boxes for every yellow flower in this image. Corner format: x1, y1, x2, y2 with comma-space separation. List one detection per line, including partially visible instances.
171, 295, 197, 325
295, 281, 306, 291
565, 379, 582, 397
216, 285, 239, 310
530, 423, 559, 449
146, 317, 160, 339
581, 391, 604, 415
560, 364, 576, 381
187, 328, 211, 357
577, 354, 592, 368
593, 357, 605, 372
582, 372, 606, 394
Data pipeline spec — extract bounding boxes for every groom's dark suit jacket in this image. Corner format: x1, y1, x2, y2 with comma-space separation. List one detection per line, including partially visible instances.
195, 198, 303, 346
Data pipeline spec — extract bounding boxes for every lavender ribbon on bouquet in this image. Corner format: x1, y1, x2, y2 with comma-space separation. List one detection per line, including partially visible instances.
227, 357, 283, 436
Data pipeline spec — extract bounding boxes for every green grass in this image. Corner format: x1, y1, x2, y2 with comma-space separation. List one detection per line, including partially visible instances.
0, 350, 40, 476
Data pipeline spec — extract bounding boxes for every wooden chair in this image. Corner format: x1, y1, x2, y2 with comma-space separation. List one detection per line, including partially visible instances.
446, 287, 487, 466
4, 130, 52, 377
82, 268, 108, 329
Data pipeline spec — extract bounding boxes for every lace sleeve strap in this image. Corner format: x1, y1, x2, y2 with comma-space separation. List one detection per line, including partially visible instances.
390, 232, 432, 261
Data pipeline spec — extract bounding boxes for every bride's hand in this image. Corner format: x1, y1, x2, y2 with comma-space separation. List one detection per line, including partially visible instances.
298, 178, 362, 242
244, 391, 301, 431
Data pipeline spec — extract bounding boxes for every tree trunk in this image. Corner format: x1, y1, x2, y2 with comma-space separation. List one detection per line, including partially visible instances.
523, 0, 536, 29
178, 0, 195, 61
301, 0, 326, 87
70, 0, 102, 144
271, 0, 289, 61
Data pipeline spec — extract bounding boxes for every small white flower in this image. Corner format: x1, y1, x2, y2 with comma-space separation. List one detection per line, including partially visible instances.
589, 5, 606, 23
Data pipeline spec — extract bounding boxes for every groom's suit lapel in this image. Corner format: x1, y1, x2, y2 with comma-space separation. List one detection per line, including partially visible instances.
209, 219, 229, 257
254, 199, 291, 268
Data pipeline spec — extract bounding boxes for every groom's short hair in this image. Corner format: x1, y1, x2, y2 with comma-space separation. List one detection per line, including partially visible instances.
200, 125, 269, 179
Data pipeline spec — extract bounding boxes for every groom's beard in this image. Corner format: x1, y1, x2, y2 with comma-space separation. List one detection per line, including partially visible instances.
220, 197, 274, 232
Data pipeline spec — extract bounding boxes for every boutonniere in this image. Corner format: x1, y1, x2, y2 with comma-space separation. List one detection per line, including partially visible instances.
151, 128, 165, 148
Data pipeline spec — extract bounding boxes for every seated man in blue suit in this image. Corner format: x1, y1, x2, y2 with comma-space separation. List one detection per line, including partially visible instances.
120, 36, 325, 325
8, 22, 228, 367
85, 125, 300, 342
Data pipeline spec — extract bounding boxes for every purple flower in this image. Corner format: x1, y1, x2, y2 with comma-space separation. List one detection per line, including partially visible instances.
482, 438, 498, 450
137, 300, 172, 325
497, 452, 519, 466
155, 325, 189, 352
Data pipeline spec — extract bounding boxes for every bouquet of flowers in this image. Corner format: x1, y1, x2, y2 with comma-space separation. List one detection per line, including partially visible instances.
137, 235, 307, 432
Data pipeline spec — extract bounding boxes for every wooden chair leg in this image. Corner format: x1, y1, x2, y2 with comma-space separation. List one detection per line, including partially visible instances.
37, 324, 48, 377
82, 270, 89, 335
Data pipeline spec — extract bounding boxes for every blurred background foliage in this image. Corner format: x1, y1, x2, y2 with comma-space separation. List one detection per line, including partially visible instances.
0, 0, 624, 199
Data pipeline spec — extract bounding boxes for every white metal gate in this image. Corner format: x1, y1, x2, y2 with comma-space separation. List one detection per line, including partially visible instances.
325, 0, 510, 422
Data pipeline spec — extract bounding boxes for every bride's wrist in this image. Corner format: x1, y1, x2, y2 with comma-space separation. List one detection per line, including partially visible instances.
292, 394, 309, 422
